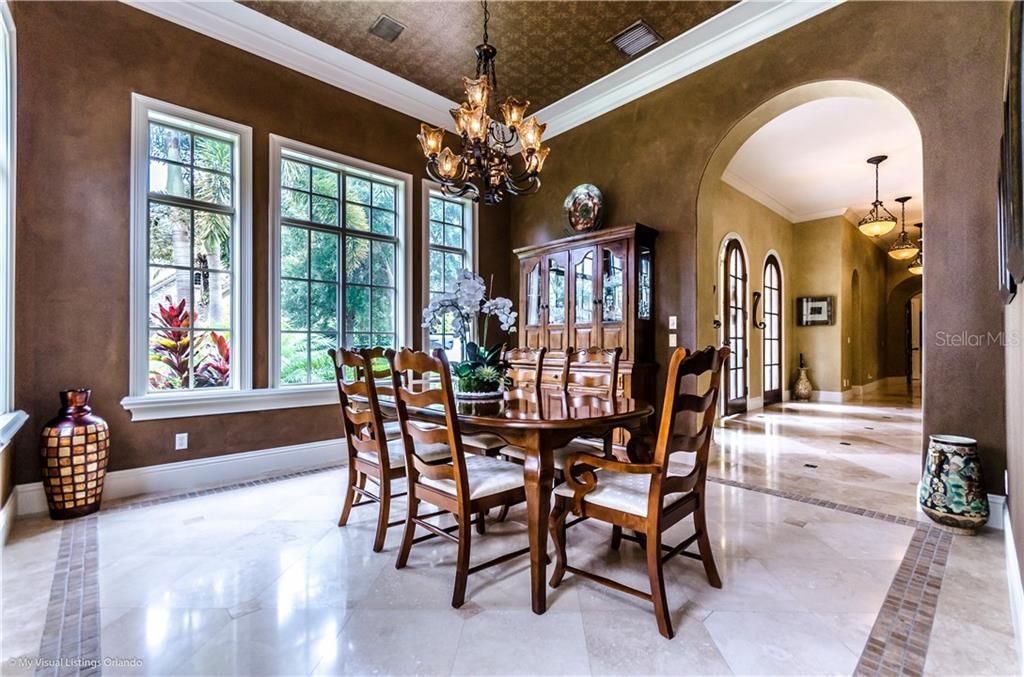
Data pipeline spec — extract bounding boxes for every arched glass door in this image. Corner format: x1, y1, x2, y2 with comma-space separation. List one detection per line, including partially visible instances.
723, 240, 747, 414
763, 255, 782, 405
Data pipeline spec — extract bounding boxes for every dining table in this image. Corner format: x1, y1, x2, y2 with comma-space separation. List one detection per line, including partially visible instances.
376, 387, 655, 614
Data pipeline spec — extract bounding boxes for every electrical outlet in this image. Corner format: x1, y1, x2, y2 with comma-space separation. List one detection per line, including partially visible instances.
668, 315, 677, 330
668, 333, 678, 347
175, 433, 188, 450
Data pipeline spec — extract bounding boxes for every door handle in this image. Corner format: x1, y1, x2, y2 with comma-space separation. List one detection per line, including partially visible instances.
752, 291, 766, 330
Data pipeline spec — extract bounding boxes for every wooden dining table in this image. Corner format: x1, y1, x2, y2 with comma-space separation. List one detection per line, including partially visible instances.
377, 388, 654, 614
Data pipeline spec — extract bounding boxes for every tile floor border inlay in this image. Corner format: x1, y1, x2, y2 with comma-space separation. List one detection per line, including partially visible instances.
25, 462, 953, 676
34, 516, 102, 677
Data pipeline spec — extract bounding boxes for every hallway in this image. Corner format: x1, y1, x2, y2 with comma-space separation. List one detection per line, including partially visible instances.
710, 380, 923, 521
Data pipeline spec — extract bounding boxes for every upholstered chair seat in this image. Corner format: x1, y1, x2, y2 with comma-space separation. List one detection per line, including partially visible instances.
553, 470, 691, 517
421, 454, 525, 500
357, 437, 451, 467
502, 439, 602, 470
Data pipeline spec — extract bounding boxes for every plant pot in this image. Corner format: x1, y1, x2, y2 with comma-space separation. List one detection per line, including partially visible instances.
40, 389, 110, 520
456, 381, 504, 401
918, 434, 989, 534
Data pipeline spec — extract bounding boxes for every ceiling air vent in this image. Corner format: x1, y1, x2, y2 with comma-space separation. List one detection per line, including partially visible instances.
369, 14, 406, 43
608, 20, 663, 58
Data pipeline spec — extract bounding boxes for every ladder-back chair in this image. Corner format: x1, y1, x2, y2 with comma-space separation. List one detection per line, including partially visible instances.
549, 345, 730, 639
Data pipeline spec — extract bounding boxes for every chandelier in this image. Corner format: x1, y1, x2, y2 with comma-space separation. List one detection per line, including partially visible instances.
907, 224, 923, 275
888, 196, 920, 260
416, 0, 549, 205
858, 155, 898, 237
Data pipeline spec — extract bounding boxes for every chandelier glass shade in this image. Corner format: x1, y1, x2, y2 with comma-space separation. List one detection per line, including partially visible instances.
857, 155, 898, 237
416, 1, 548, 205
888, 196, 920, 261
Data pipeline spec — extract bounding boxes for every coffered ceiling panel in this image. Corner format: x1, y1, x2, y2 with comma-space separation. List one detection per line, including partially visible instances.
241, 1, 736, 109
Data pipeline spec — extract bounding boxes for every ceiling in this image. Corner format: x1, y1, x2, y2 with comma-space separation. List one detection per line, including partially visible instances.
723, 96, 923, 247
241, 1, 735, 110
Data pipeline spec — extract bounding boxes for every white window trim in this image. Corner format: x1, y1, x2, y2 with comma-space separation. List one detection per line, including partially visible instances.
268, 134, 414, 390
121, 94, 253, 420
421, 179, 478, 349
0, 1, 24, 444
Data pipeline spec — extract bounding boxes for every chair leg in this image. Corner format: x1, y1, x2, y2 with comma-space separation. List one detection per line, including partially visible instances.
338, 466, 359, 527
372, 476, 391, 553
646, 530, 674, 640
610, 525, 622, 551
694, 499, 722, 589
549, 498, 570, 588
475, 510, 487, 535
495, 504, 510, 522
452, 513, 473, 608
396, 492, 419, 570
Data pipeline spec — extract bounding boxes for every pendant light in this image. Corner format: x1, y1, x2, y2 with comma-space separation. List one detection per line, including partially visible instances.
888, 196, 920, 260
857, 155, 898, 237
907, 223, 923, 275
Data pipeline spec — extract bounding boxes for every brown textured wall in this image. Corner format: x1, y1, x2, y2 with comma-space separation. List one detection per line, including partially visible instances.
9, 1, 511, 486
510, 1, 1010, 492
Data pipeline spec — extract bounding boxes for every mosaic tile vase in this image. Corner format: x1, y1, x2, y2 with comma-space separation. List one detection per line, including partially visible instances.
793, 368, 813, 401
40, 389, 110, 520
918, 434, 989, 534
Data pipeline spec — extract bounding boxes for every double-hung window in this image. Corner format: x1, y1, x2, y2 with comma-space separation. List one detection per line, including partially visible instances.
122, 95, 252, 419
270, 136, 411, 387
424, 184, 476, 354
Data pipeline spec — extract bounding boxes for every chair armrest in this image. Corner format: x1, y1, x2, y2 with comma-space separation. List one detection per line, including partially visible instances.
562, 454, 661, 514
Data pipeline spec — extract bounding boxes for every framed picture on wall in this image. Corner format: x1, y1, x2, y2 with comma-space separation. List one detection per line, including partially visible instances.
796, 296, 833, 326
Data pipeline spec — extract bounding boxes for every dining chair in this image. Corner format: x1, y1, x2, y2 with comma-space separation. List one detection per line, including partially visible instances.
503, 346, 620, 471
331, 348, 449, 553
504, 346, 548, 392
548, 345, 730, 639
387, 348, 530, 608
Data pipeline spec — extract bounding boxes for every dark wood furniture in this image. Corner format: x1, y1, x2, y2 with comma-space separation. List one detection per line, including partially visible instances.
387, 348, 530, 608
372, 382, 654, 614
331, 347, 449, 553
549, 345, 730, 639
514, 224, 657, 444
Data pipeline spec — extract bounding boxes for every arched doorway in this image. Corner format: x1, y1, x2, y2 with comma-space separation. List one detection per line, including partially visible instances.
722, 237, 747, 415
851, 269, 863, 387
763, 254, 783, 405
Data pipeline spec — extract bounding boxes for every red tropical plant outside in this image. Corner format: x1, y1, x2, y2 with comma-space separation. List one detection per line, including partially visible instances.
194, 330, 231, 388
149, 296, 231, 389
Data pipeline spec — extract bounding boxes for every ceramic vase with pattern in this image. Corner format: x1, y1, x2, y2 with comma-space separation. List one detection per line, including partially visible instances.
793, 368, 813, 401
39, 389, 110, 520
918, 434, 989, 534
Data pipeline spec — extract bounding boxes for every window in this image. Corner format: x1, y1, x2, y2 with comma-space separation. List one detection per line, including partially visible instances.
271, 136, 411, 387
763, 255, 782, 405
124, 95, 253, 410
0, 3, 24, 445
424, 186, 476, 353
722, 239, 747, 415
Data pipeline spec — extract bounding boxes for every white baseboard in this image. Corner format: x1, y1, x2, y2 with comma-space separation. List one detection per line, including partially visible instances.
782, 389, 791, 402
810, 390, 846, 403
0, 491, 16, 547
747, 395, 764, 412
1006, 507, 1024, 666
989, 494, 1006, 530
14, 437, 346, 517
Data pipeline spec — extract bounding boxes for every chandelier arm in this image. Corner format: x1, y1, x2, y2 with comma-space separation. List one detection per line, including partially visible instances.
504, 173, 541, 195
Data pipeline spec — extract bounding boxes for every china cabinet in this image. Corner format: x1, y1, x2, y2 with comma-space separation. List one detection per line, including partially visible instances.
514, 224, 658, 426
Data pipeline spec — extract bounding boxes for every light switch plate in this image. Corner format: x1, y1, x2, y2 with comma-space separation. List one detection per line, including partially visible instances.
668, 333, 677, 347
668, 315, 677, 330
175, 433, 188, 450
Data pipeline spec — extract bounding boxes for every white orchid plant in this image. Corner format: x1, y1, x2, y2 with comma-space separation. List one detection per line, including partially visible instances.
422, 269, 517, 393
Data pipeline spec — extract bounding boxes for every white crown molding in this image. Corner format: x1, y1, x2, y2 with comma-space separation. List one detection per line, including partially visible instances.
14, 437, 345, 516
124, 0, 458, 130
124, 0, 841, 140
537, 0, 844, 138
722, 169, 797, 222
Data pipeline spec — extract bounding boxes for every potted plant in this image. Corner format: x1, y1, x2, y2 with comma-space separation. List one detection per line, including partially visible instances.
421, 269, 517, 399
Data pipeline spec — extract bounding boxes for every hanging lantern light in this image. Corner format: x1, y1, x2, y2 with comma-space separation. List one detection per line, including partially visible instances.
888, 196, 921, 260
858, 155, 898, 237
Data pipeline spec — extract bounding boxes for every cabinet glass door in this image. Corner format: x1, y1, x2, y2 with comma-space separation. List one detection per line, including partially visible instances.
526, 261, 541, 326
602, 247, 624, 322
574, 250, 594, 324
548, 256, 566, 324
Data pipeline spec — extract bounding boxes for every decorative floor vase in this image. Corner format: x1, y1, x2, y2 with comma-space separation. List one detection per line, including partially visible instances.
793, 368, 813, 401
40, 389, 110, 520
918, 434, 989, 534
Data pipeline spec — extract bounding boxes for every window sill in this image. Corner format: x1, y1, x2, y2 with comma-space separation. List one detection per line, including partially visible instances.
0, 410, 28, 447
120, 386, 338, 421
